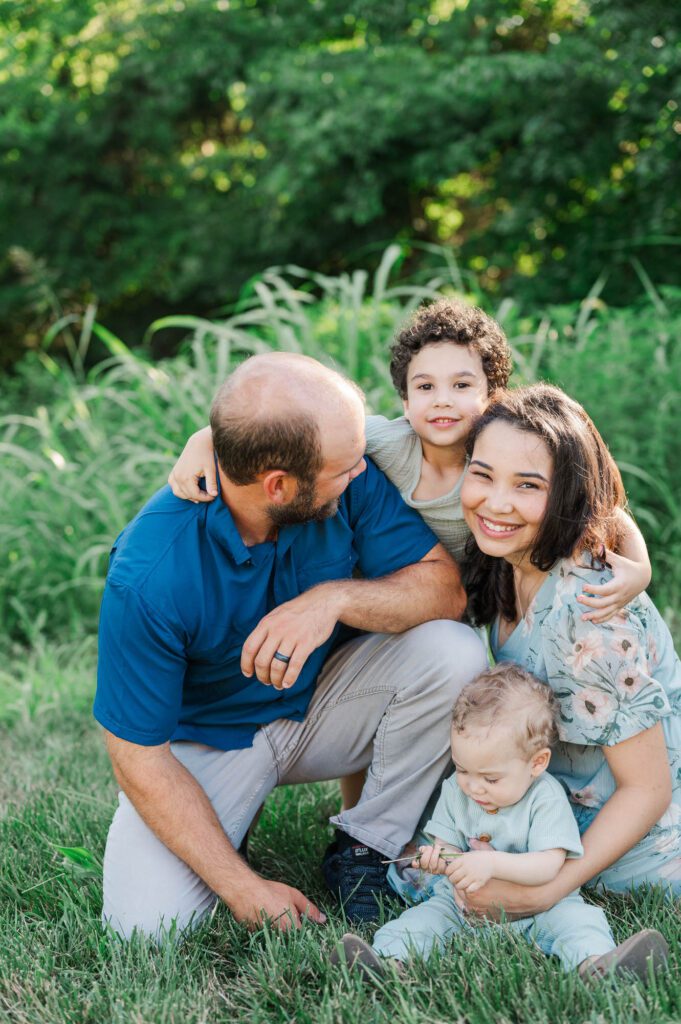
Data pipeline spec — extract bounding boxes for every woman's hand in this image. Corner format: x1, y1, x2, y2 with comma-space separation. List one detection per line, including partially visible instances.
168, 426, 216, 503
457, 877, 556, 920
577, 547, 651, 623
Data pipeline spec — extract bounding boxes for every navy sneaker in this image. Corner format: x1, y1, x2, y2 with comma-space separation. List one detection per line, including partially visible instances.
321, 835, 394, 924
321, 838, 342, 890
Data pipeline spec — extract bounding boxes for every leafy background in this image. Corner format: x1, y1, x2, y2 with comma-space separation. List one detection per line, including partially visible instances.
2, 0, 680, 363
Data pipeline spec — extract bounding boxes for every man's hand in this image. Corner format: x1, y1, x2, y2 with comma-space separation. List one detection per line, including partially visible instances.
241, 584, 342, 689
230, 877, 326, 931
445, 850, 496, 894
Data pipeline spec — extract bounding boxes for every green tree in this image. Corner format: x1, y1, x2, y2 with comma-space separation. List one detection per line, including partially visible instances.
1, 0, 679, 364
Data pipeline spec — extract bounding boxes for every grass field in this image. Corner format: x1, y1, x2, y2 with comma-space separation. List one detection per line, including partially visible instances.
2, 644, 681, 1024
2, 253, 681, 1022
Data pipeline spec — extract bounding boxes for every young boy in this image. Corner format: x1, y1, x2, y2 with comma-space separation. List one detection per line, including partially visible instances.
332, 663, 668, 982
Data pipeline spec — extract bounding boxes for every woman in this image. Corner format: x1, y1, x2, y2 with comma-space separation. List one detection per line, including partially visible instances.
457, 382, 681, 917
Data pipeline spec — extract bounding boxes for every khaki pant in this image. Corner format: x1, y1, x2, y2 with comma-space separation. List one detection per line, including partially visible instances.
102, 620, 487, 939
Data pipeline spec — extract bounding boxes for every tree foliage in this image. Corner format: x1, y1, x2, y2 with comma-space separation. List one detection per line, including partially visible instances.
1, 0, 680, 363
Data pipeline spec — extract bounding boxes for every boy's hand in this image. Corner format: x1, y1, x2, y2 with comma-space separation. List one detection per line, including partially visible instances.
577, 548, 648, 623
168, 426, 217, 503
445, 850, 496, 894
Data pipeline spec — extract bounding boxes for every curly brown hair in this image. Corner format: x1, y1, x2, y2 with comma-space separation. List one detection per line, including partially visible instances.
389, 298, 512, 399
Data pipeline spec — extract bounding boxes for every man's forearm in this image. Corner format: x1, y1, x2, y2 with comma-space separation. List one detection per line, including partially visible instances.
111, 743, 255, 907
318, 554, 466, 633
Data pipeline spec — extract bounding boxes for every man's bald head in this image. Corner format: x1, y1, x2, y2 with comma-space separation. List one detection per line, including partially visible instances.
210, 353, 365, 486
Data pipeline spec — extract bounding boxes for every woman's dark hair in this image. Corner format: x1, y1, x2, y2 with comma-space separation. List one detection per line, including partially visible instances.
462, 383, 627, 626
389, 298, 512, 399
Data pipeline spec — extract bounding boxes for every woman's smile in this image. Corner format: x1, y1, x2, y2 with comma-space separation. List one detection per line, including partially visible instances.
476, 515, 523, 537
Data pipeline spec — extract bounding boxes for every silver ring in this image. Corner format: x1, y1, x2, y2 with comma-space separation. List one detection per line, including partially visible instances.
273, 651, 291, 664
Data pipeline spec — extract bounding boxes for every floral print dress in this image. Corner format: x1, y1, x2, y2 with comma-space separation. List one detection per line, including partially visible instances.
492, 556, 681, 892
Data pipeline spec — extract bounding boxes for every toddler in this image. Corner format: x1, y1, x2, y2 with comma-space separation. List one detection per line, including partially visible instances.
332, 663, 668, 982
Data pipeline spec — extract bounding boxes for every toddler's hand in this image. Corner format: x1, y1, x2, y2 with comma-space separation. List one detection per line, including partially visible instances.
445, 850, 496, 894
415, 843, 456, 875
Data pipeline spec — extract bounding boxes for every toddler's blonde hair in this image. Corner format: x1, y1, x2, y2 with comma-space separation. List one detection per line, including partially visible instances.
452, 662, 559, 758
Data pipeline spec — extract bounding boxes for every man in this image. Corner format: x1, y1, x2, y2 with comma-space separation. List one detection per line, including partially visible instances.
95, 352, 487, 940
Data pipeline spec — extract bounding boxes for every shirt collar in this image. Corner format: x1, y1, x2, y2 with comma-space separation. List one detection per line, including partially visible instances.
205, 494, 253, 565
275, 523, 304, 558
203, 463, 253, 566
205, 462, 307, 565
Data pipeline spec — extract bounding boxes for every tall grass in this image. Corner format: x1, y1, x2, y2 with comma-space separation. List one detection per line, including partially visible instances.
2, 648, 681, 1024
1, 249, 680, 645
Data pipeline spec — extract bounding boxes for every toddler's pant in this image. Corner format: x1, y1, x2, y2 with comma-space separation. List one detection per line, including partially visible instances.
372, 877, 615, 972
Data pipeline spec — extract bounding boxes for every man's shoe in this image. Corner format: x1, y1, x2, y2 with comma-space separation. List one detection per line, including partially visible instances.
322, 835, 393, 924
330, 933, 387, 979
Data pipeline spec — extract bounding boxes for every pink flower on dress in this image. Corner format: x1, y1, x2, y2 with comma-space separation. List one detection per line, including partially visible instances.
615, 662, 646, 697
647, 634, 659, 671
613, 634, 639, 661
565, 632, 606, 673
572, 687, 617, 727
570, 785, 600, 809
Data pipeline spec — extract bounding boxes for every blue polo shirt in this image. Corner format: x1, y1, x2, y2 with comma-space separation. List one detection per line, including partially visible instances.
94, 458, 438, 751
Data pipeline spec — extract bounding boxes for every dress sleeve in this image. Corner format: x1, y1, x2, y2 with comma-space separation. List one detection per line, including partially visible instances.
423, 778, 468, 849
541, 586, 671, 747
93, 581, 187, 745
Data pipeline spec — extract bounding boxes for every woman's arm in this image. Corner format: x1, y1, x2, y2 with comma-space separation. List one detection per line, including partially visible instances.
168, 425, 216, 502
458, 722, 671, 918
577, 511, 652, 623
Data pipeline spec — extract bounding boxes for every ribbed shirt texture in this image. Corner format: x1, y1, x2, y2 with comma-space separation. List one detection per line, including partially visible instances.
365, 415, 470, 563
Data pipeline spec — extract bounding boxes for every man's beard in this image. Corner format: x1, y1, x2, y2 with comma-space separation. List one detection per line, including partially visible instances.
267, 478, 339, 527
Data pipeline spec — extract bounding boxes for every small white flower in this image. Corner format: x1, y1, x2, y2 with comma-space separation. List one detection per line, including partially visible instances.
613, 634, 638, 660
570, 785, 600, 809
566, 632, 606, 673
572, 687, 617, 727
615, 662, 646, 697
553, 573, 581, 610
